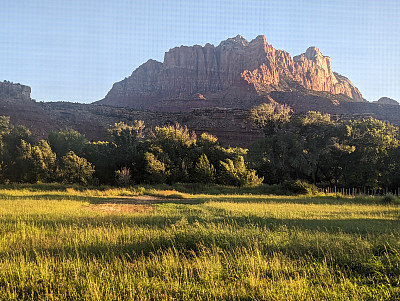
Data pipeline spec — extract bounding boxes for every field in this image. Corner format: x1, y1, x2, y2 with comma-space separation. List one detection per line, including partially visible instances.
0, 184, 399, 300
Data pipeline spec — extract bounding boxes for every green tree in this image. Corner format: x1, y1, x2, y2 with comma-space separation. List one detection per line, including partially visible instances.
30, 140, 57, 182
248, 103, 298, 184
115, 167, 131, 187
143, 152, 168, 184
148, 123, 196, 183
83, 141, 116, 184
193, 154, 216, 183
1, 125, 34, 182
109, 121, 145, 164
59, 151, 95, 185
249, 102, 292, 135
108, 121, 145, 183
219, 156, 263, 187
48, 129, 88, 157
0, 116, 11, 181
296, 111, 337, 184
340, 117, 399, 189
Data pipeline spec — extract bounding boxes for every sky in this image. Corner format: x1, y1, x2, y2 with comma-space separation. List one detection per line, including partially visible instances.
1, 0, 399, 103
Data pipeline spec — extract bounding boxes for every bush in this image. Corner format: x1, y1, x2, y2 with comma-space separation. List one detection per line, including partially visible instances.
282, 180, 318, 195
115, 167, 131, 187
219, 156, 263, 187
381, 194, 399, 205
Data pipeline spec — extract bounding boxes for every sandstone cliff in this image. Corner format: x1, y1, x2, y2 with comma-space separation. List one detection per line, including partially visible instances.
0, 81, 60, 137
0, 81, 31, 101
97, 35, 363, 110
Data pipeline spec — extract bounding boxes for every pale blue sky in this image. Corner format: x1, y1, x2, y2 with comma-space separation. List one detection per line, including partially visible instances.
1, 0, 399, 103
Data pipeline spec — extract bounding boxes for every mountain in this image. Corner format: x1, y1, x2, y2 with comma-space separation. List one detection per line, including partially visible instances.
0, 81, 61, 137
373, 97, 399, 105
1, 36, 400, 148
96, 35, 363, 111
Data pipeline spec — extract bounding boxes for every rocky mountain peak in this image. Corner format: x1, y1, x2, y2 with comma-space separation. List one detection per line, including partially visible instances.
218, 35, 249, 48
305, 46, 323, 60
97, 35, 364, 110
251, 35, 267, 45
294, 46, 333, 76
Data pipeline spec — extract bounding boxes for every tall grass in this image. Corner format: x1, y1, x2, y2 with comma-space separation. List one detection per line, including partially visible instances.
0, 184, 399, 300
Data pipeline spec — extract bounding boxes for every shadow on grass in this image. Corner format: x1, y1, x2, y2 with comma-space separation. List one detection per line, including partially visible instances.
0, 192, 347, 205
90, 197, 206, 205
3, 204, 399, 234
0, 183, 395, 206
0, 193, 104, 203
5, 217, 399, 281
187, 194, 397, 206
0, 183, 88, 192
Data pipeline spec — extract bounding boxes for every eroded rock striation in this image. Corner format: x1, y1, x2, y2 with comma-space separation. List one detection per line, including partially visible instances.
97, 35, 363, 110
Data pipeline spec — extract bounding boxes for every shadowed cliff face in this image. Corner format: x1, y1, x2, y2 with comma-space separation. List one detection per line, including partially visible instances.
96, 35, 363, 111
0, 81, 31, 100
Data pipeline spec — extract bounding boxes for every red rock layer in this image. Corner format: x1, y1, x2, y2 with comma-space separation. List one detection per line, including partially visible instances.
97, 35, 363, 110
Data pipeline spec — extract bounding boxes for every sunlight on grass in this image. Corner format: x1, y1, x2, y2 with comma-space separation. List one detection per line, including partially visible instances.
0, 184, 399, 300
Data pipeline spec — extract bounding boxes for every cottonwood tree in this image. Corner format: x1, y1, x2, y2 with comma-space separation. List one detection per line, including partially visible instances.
147, 123, 196, 183
296, 111, 337, 184
193, 154, 216, 183
219, 156, 263, 187
59, 151, 95, 185
249, 102, 292, 135
340, 117, 399, 189
108, 121, 145, 182
48, 129, 88, 157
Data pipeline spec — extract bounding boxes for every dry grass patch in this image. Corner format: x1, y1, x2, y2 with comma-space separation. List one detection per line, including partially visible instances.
87, 196, 161, 214
89, 203, 153, 214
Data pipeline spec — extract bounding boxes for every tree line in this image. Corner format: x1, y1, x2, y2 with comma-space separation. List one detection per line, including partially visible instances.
248, 103, 400, 192
1, 102, 400, 191
0, 116, 262, 186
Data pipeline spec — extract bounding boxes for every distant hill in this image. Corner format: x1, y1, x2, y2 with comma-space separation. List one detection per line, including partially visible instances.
373, 97, 399, 105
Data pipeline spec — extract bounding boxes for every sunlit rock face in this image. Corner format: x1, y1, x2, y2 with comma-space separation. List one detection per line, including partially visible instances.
292, 47, 362, 101
97, 35, 363, 111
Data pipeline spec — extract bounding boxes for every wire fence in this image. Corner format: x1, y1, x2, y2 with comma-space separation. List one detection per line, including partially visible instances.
321, 186, 399, 196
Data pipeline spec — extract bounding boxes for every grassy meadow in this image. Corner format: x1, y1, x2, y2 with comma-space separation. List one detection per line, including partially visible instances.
0, 184, 399, 300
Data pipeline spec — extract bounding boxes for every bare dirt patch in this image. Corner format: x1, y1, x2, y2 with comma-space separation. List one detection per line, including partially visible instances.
87, 195, 193, 214
87, 196, 163, 214
90, 203, 153, 214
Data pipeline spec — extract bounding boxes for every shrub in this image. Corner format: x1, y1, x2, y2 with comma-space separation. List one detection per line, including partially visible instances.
219, 156, 263, 187
381, 194, 398, 205
115, 167, 131, 187
282, 180, 318, 195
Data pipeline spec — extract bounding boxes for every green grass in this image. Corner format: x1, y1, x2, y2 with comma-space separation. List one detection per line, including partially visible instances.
0, 184, 399, 300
